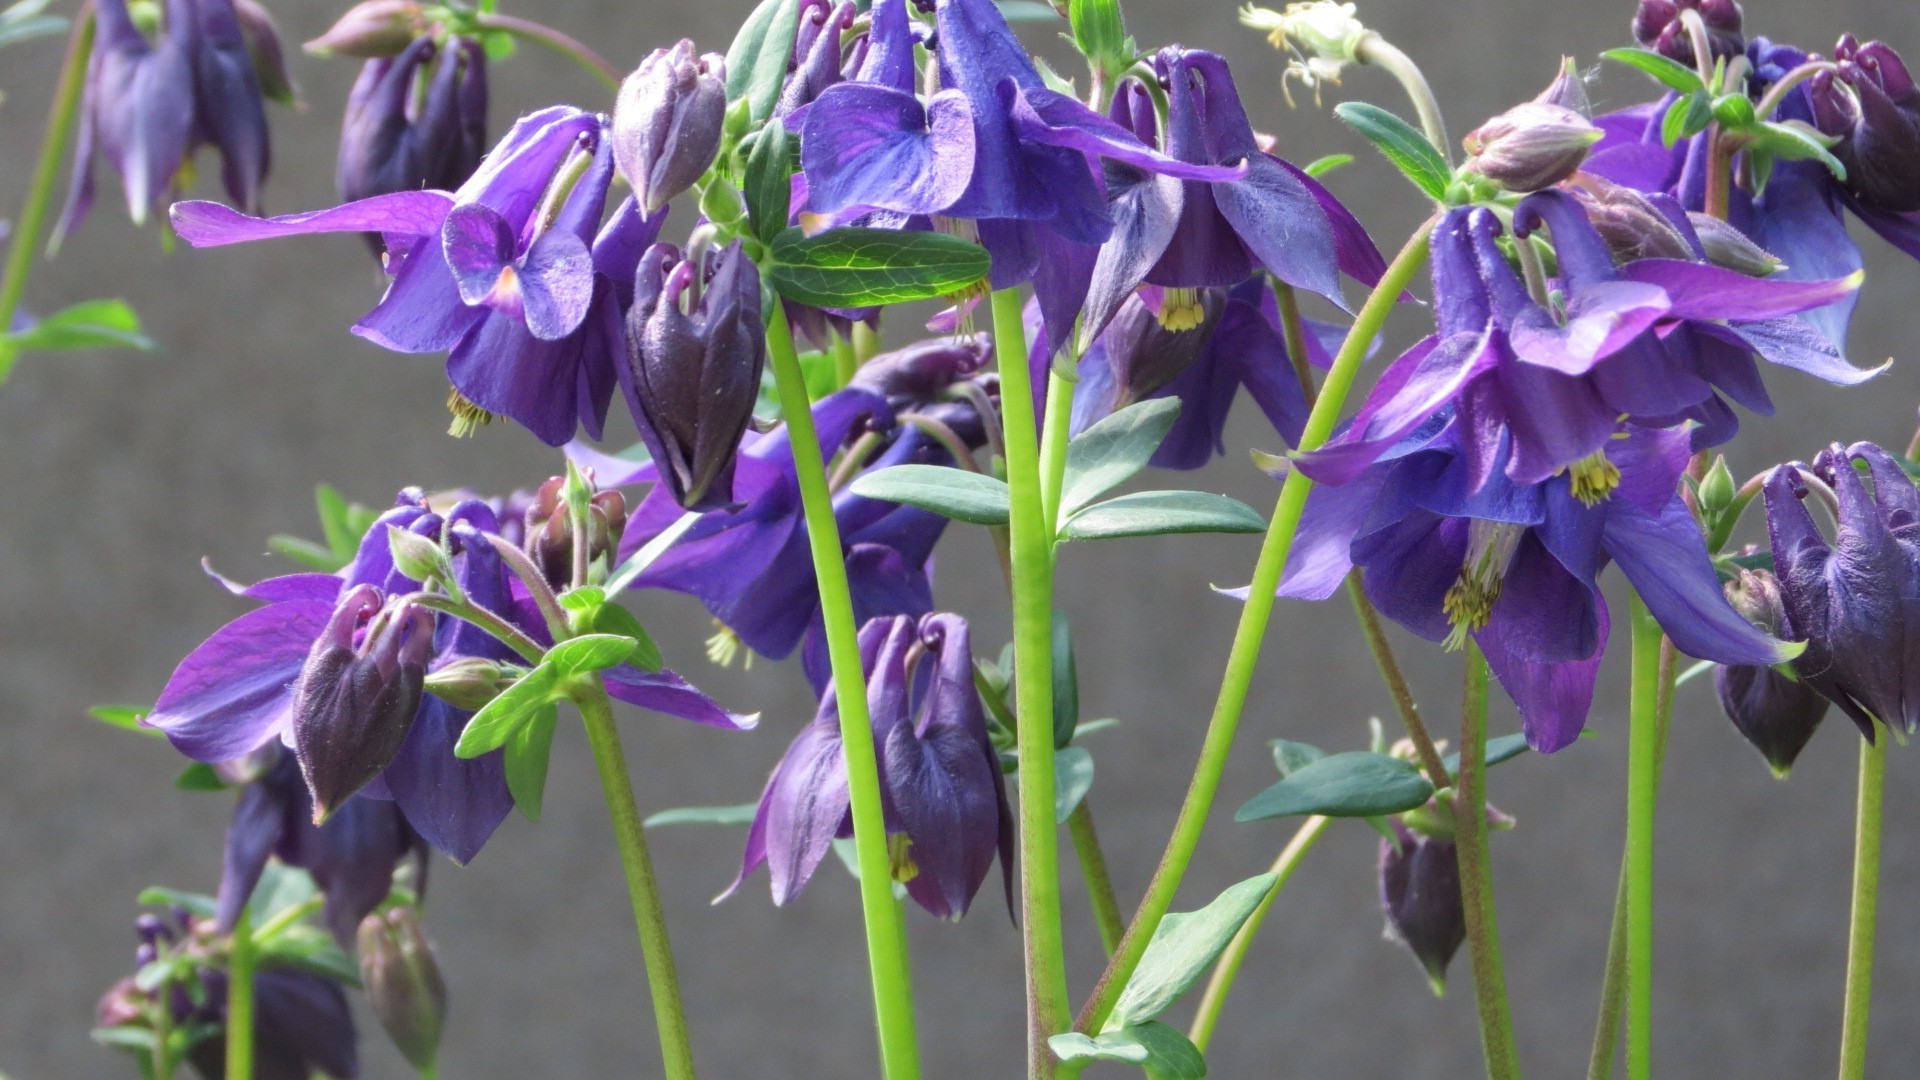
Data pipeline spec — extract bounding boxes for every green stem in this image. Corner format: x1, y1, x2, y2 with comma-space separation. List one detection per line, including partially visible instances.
1456, 642, 1520, 1080
576, 688, 698, 1080
0, 5, 93, 385
1345, 575, 1449, 788
1038, 368, 1076, 537
1356, 33, 1449, 160
419, 1063, 440, 1080
1076, 219, 1437, 1034
226, 908, 255, 1080
1186, 815, 1332, 1051
1272, 281, 1317, 401
832, 329, 860, 388
1067, 800, 1124, 955
1624, 593, 1661, 1080
990, 288, 1071, 1078
473, 13, 622, 93
767, 303, 922, 1080
1838, 725, 1886, 1080
151, 981, 176, 1080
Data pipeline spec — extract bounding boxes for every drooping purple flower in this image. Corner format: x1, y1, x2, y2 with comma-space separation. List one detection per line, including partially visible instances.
1299, 193, 1866, 493
338, 36, 489, 208
1079, 48, 1385, 347
1810, 36, 1920, 216
623, 241, 766, 511
172, 107, 662, 447
358, 906, 447, 1073
1379, 823, 1466, 994
1765, 441, 1920, 738
777, 0, 859, 117
1712, 566, 1828, 774
1631, 0, 1745, 67
1274, 422, 1791, 751
729, 613, 1013, 919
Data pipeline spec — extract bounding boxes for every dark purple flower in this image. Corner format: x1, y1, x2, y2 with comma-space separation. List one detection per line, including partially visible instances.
338, 36, 488, 208
777, 0, 859, 117
1811, 36, 1920, 215
1631, 0, 1744, 67
623, 241, 766, 511
1299, 194, 1866, 493
1713, 567, 1827, 774
1765, 442, 1920, 738
729, 613, 1012, 919
1379, 823, 1466, 993
291, 586, 433, 820
1274, 423, 1791, 751
61, 0, 196, 233
172, 107, 661, 447
612, 40, 726, 214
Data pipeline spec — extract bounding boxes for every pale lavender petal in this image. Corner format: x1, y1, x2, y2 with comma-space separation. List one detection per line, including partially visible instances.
515, 228, 597, 340
800, 84, 975, 217
242, 574, 343, 604
603, 665, 757, 730
441, 203, 515, 307
1508, 281, 1670, 374
170, 192, 453, 247
1704, 318, 1883, 386
1005, 81, 1245, 182
1213, 155, 1343, 307
1617, 258, 1861, 320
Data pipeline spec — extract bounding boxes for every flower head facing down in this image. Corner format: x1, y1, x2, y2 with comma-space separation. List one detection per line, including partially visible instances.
337, 36, 489, 208
1713, 567, 1828, 774
291, 585, 433, 821
1379, 823, 1466, 994
1809, 36, 1920, 215
1630, 0, 1744, 67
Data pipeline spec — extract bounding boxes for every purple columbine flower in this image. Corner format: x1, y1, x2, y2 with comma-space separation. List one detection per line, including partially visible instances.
777, 0, 860, 117
728, 613, 1012, 919
1714, 567, 1828, 775
172, 107, 665, 447
1379, 822, 1466, 994
1811, 37, 1920, 217
1273, 422, 1792, 751
1299, 193, 1866, 493
337, 35, 488, 208
1765, 441, 1920, 738
1080, 49, 1384, 347
147, 490, 745, 862
1631, 0, 1745, 67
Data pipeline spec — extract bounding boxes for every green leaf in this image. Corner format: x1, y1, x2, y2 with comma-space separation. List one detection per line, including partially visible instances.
1269, 738, 1325, 778
503, 704, 559, 821
1661, 91, 1713, 148
1601, 47, 1707, 94
1108, 874, 1278, 1026
90, 704, 160, 737
314, 485, 357, 559
725, 0, 802, 124
848, 464, 1011, 525
1751, 119, 1847, 180
1051, 1029, 1150, 1066
1333, 101, 1449, 201
1054, 745, 1094, 823
1235, 751, 1434, 821
1051, 613, 1079, 747
744, 119, 795, 246
544, 633, 641, 676
175, 763, 226, 791
1060, 490, 1265, 541
1442, 732, 1532, 777
265, 535, 344, 571
765, 227, 991, 308
455, 663, 563, 758
1131, 1021, 1208, 1079
137, 887, 218, 919
0, 0, 63, 51
3, 298, 154, 353
1060, 397, 1181, 516
591, 604, 664, 672
481, 28, 515, 60
1302, 153, 1354, 177
644, 803, 759, 827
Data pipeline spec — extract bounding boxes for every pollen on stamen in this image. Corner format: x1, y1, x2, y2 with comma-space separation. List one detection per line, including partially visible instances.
887, 833, 921, 885
1157, 287, 1209, 331
1568, 449, 1622, 507
446, 389, 495, 438
1441, 575, 1499, 652
705, 622, 752, 669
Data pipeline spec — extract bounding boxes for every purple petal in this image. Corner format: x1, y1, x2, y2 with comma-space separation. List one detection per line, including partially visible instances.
1080, 168, 1182, 350
1274, 470, 1384, 600
441, 203, 516, 308
515, 228, 597, 340
381, 697, 513, 864
1509, 281, 1670, 375
443, 313, 584, 447
1296, 333, 1493, 486
353, 237, 486, 353
1753, 161, 1861, 347
1479, 595, 1608, 753
1213, 155, 1343, 308
1705, 318, 1883, 385
800, 84, 975, 218
603, 665, 757, 730
1278, 156, 1387, 287
1006, 81, 1245, 183
171, 192, 453, 247
238, 573, 341, 604
1603, 499, 1794, 665
1618, 258, 1862, 321
148, 600, 333, 762
761, 720, 852, 905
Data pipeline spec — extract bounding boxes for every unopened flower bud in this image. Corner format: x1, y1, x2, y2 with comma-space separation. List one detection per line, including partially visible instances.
625, 241, 766, 510
359, 907, 448, 1073
1535, 56, 1591, 116
1463, 101, 1602, 193
1697, 454, 1737, 515
387, 523, 450, 584
292, 586, 433, 821
235, 0, 297, 106
1715, 663, 1827, 776
1687, 213, 1783, 276
305, 0, 426, 58
423, 657, 512, 711
1572, 175, 1695, 262
613, 41, 726, 214
1632, 0, 1744, 67
338, 36, 489, 209
1809, 36, 1920, 214
95, 977, 149, 1030
1379, 823, 1466, 996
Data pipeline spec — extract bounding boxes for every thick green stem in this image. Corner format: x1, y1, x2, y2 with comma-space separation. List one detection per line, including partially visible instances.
576, 689, 698, 1080
473, 13, 621, 92
766, 304, 922, 1079
1838, 726, 1886, 1080
832, 329, 860, 388
1272, 281, 1316, 401
990, 288, 1072, 1077
1457, 643, 1520, 1079
0, 5, 93, 385
1357, 34, 1449, 160
1624, 593, 1661, 1080
1186, 815, 1332, 1051
1076, 220, 1436, 1034
226, 909, 255, 1080
1038, 367, 1076, 536
1067, 801, 1124, 955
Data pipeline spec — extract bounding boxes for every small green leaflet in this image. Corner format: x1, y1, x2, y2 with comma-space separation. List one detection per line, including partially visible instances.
724, 0, 801, 124
744, 119, 795, 246
503, 705, 560, 821
764, 227, 990, 308
1107, 874, 1278, 1027
544, 633, 642, 677
849, 464, 1012, 525
455, 664, 564, 758
1060, 490, 1265, 541
1234, 751, 1434, 821
1600, 47, 1706, 94
1054, 745, 1094, 823
1333, 102, 1450, 202
1059, 398, 1181, 517
644, 803, 759, 827
90, 704, 160, 738
1441, 732, 1533, 777
1051, 1022, 1207, 1079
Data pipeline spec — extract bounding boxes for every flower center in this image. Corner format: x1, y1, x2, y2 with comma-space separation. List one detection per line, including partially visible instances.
1566, 449, 1621, 507
1441, 520, 1526, 650
446, 388, 494, 438
704, 622, 752, 669
1157, 288, 1209, 331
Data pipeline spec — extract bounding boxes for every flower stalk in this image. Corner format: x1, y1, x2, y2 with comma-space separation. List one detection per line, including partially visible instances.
1067, 801, 1125, 955
1838, 724, 1887, 1080
1625, 592, 1662, 1080
473, 12, 621, 92
1456, 642, 1520, 1079
226, 908, 255, 1080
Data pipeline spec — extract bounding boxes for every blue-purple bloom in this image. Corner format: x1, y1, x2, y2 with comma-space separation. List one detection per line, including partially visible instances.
1275, 422, 1791, 751
172, 107, 665, 447
728, 613, 1013, 919
337, 35, 488, 207
1713, 567, 1827, 774
1379, 822, 1465, 993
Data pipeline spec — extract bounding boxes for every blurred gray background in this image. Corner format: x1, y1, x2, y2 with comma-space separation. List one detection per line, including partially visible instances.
5, 0, 1920, 1076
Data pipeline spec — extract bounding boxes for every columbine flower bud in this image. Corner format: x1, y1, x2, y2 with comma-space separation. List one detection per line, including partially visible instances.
1631, 0, 1744, 67
1102, 290, 1223, 410
624, 241, 766, 511
613, 41, 726, 213
1688, 213, 1784, 276
1463, 101, 1602, 193
1572, 175, 1695, 262
1535, 56, 1591, 116
359, 907, 448, 1073
235, 0, 297, 106
522, 475, 629, 586
1715, 568, 1828, 774
1379, 823, 1466, 996
304, 0, 426, 58
423, 656, 512, 711
338, 36, 489, 207
778, 0, 857, 116
1808, 36, 1920, 215
292, 585, 434, 820
1765, 443, 1920, 737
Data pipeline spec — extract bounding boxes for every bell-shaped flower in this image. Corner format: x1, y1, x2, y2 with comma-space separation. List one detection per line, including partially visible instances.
61, 0, 197, 233
1379, 823, 1466, 994
1711, 566, 1829, 774
612, 40, 726, 214
623, 241, 766, 511
1765, 441, 1920, 737
1811, 36, 1920, 216
337, 36, 488, 207
729, 613, 1013, 918
1631, 0, 1744, 67
1272, 422, 1793, 751
291, 585, 433, 819
1299, 194, 1867, 493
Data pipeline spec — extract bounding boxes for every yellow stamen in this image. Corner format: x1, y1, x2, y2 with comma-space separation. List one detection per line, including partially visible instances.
446, 389, 494, 438
1441, 521, 1525, 651
704, 622, 752, 669
1157, 288, 1208, 331
1566, 449, 1622, 507
887, 833, 920, 885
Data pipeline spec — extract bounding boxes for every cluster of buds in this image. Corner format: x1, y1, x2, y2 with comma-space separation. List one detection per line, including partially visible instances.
1810, 36, 1920, 214
1631, 0, 1745, 67
521, 472, 629, 588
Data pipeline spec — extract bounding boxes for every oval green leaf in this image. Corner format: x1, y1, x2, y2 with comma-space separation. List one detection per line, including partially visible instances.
1060, 490, 1265, 541
1234, 751, 1434, 821
1060, 397, 1181, 516
1333, 101, 1449, 201
765, 227, 991, 308
848, 464, 1012, 525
